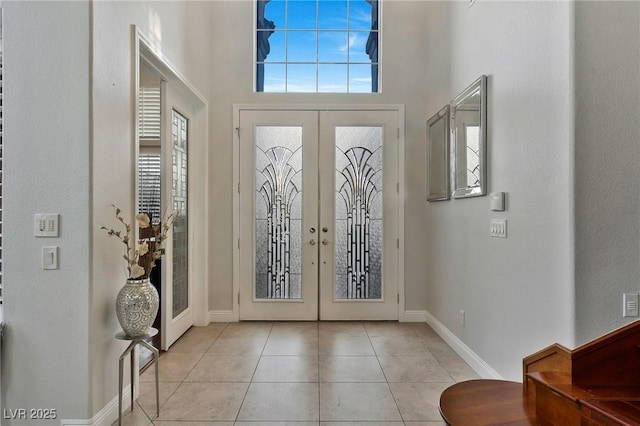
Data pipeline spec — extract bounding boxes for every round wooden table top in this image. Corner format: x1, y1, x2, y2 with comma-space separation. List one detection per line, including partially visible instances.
439, 379, 536, 426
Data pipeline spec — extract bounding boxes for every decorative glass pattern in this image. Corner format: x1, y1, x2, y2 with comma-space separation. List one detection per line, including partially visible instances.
465, 124, 480, 187
335, 127, 383, 299
255, 126, 303, 299
172, 110, 189, 318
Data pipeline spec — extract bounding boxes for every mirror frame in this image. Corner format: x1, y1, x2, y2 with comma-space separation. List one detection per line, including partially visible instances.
451, 75, 487, 199
426, 105, 450, 201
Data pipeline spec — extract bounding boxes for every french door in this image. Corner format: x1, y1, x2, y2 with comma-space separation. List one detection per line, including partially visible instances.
238, 109, 399, 320
161, 82, 194, 348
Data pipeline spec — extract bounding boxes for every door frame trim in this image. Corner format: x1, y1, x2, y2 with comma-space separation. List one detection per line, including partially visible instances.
134, 27, 210, 329
232, 104, 406, 322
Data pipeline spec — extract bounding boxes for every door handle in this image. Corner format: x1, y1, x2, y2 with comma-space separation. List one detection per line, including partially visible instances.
322, 227, 328, 233
322, 239, 329, 245
310, 227, 316, 233
310, 239, 317, 246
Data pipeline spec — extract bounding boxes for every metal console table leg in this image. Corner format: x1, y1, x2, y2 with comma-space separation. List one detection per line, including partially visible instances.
116, 328, 159, 426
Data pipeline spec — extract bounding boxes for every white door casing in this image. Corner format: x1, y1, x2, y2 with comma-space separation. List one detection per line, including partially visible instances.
135, 26, 209, 350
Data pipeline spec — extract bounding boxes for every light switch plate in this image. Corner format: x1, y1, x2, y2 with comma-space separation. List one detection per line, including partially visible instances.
490, 219, 507, 238
42, 246, 58, 270
34, 214, 59, 237
623, 293, 639, 317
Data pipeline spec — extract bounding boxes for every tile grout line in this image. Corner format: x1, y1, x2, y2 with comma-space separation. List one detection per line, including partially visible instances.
155, 322, 230, 423
133, 323, 225, 424
233, 321, 274, 424
370, 323, 407, 425
409, 323, 458, 385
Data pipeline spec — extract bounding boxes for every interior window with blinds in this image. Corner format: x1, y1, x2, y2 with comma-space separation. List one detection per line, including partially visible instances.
138, 85, 161, 225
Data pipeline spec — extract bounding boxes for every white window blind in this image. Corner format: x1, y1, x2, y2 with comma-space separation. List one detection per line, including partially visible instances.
138, 154, 161, 225
139, 86, 161, 140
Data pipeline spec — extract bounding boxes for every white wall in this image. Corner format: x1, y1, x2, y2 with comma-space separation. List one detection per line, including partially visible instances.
3, 1, 91, 422
2, 1, 211, 422
208, 0, 433, 312
4, 1, 638, 419
90, 0, 211, 417
424, 1, 576, 380
574, 1, 640, 344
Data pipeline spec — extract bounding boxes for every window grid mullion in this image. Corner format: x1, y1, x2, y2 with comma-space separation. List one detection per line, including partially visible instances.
285, 0, 289, 92
257, 0, 378, 93
315, 0, 319, 92
347, 0, 351, 92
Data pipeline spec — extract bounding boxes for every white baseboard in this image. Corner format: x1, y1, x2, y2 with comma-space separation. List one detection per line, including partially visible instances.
209, 310, 235, 322
61, 385, 132, 426
399, 310, 427, 322
211, 310, 424, 323
424, 310, 503, 380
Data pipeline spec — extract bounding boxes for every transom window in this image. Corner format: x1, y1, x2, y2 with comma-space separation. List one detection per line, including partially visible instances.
256, 0, 379, 93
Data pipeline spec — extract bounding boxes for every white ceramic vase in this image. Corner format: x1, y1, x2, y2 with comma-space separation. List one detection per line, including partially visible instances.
115, 278, 159, 337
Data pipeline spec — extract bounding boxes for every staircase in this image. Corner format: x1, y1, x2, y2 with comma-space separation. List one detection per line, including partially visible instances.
439, 320, 640, 425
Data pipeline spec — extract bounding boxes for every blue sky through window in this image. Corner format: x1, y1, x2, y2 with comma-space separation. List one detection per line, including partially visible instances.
256, 0, 379, 93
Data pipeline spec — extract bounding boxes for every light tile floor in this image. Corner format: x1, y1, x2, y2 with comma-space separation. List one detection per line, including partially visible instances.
117, 321, 479, 426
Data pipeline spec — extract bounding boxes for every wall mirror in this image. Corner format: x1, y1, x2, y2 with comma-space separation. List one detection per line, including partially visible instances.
427, 105, 450, 201
451, 75, 487, 198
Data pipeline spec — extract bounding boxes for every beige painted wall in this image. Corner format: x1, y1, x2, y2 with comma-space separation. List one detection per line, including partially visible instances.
207, 0, 434, 313
4, 0, 639, 421
90, 1, 212, 416
574, 1, 640, 343
424, 1, 576, 380
3, 1, 92, 421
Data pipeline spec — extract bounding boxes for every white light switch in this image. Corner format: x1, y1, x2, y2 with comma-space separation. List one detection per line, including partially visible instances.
490, 219, 507, 238
623, 293, 639, 317
34, 214, 59, 237
42, 246, 58, 270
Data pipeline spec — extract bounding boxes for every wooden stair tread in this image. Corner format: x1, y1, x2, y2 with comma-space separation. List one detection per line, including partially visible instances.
527, 371, 640, 402
581, 400, 640, 425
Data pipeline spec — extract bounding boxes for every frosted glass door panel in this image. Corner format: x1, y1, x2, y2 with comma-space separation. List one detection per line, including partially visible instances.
335, 127, 383, 300
255, 126, 303, 299
172, 109, 189, 318
319, 109, 398, 320
238, 110, 318, 320
161, 81, 194, 349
